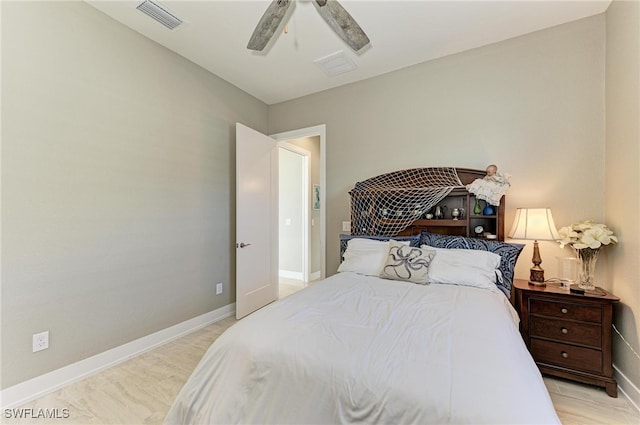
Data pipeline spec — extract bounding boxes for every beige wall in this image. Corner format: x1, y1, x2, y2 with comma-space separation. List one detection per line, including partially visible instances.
605, 0, 640, 401
1, 1, 268, 389
270, 15, 606, 283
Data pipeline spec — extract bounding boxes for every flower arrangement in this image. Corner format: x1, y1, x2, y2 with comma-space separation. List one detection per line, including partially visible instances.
558, 220, 618, 249
558, 220, 618, 289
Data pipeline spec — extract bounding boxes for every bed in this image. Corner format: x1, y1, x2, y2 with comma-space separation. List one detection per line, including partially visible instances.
165, 232, 561, 424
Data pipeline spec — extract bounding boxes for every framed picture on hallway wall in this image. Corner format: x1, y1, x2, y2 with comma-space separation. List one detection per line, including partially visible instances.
313, 185, 320, 210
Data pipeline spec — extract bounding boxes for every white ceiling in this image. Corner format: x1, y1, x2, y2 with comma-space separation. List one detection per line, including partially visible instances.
86, 0, 611, 105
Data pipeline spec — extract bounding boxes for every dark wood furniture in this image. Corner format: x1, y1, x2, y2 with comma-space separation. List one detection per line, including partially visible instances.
513, 279, 620, 397
395, 168, 505, 240
349, 168, 505, 241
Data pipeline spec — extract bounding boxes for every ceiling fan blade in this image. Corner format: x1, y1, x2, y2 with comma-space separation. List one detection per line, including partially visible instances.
314, 0, 370, 52
247, 0, 292, 51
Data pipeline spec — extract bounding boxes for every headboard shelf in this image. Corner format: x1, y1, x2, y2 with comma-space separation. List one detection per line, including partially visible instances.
395, 190, 505, 240
349, 167, 505, 241
410, 219, 468, 227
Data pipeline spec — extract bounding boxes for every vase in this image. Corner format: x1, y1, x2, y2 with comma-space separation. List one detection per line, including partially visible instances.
473, 198, 482, 215
575, 247, 599, 290
482, 203, 495, 216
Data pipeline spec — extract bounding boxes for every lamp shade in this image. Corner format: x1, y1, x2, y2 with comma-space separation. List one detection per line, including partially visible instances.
508, 208, 560, 241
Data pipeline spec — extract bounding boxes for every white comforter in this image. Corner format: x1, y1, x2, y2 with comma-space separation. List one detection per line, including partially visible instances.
165, 273, 560, 424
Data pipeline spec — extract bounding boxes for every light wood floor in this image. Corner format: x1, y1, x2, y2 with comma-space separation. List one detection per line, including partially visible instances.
5, 297, 640, 424
279, 277, 308, 299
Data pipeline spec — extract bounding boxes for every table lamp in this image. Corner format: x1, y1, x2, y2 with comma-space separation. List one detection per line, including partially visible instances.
508, 208, 560, 287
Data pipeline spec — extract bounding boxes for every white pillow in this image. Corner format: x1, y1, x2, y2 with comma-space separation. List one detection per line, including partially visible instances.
380, 240, 436, 285
423, 246, 501, 290
338, 238, 409, 276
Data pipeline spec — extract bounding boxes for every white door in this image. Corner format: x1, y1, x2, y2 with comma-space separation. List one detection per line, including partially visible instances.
236, 123, 278, 319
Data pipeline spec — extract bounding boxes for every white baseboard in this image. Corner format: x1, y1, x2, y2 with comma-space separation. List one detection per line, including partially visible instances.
0, 303, 235, 409
310, 271, 321, 281
279, 270, 303, 280
614, 364, 640, 414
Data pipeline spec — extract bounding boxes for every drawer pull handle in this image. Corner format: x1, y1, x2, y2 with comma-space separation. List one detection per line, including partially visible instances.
561, 351, 569, 358
561, 328, 568, 334
561, 308, 568, 314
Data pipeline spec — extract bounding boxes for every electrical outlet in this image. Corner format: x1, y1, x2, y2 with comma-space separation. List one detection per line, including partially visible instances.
342, 221, 351, 232
216, 282, 223, 295
33, 331, 49, 352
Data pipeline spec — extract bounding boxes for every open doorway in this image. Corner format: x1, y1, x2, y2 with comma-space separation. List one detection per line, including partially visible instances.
274, 127, 325, 299
278, 144, 309, 298
235, 124, 325, 316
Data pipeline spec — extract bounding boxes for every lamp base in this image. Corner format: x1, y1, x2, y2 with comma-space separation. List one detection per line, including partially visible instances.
529, 265, 546, 287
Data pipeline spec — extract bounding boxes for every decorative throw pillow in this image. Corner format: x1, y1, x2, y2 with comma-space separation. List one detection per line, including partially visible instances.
419, 232, 524, 298
380, 240, 436, 285
425, 246, 501, 290
339, 234, 420, 263
338, 238, 410, 276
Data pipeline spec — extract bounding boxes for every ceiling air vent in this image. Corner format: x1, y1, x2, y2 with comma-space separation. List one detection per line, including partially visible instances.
136, 0, 183, 30
313, 50, 357, 77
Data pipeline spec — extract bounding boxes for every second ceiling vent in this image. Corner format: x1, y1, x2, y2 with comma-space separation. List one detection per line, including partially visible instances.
136, 0, 183, 30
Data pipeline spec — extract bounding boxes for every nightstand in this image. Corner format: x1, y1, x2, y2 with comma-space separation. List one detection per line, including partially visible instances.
513, 279, 620, 397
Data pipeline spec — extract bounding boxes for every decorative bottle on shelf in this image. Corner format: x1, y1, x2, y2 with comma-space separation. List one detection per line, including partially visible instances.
473, 198, 482, 215
434, 205, 444, 219
482, 203, 495, 216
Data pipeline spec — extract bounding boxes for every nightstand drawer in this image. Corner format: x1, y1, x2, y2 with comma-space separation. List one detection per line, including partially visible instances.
530, 316, 602, 348
514, 279, 619, 397
531, 339, 602, 374
530, 298, 601, 323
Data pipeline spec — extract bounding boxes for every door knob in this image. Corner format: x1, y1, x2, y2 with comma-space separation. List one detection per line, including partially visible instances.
238, 242, 252, 248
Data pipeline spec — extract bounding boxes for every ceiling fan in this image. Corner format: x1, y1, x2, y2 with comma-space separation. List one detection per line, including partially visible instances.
247, 0, 370, 52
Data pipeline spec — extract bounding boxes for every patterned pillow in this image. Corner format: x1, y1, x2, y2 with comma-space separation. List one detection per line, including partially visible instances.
339, 234, 420, 263
419, 232, 524, 298
380, 241, 436, 285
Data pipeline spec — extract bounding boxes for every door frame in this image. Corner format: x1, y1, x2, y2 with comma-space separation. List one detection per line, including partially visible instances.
271, 125, 326, 280
278, 142, 310, 282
